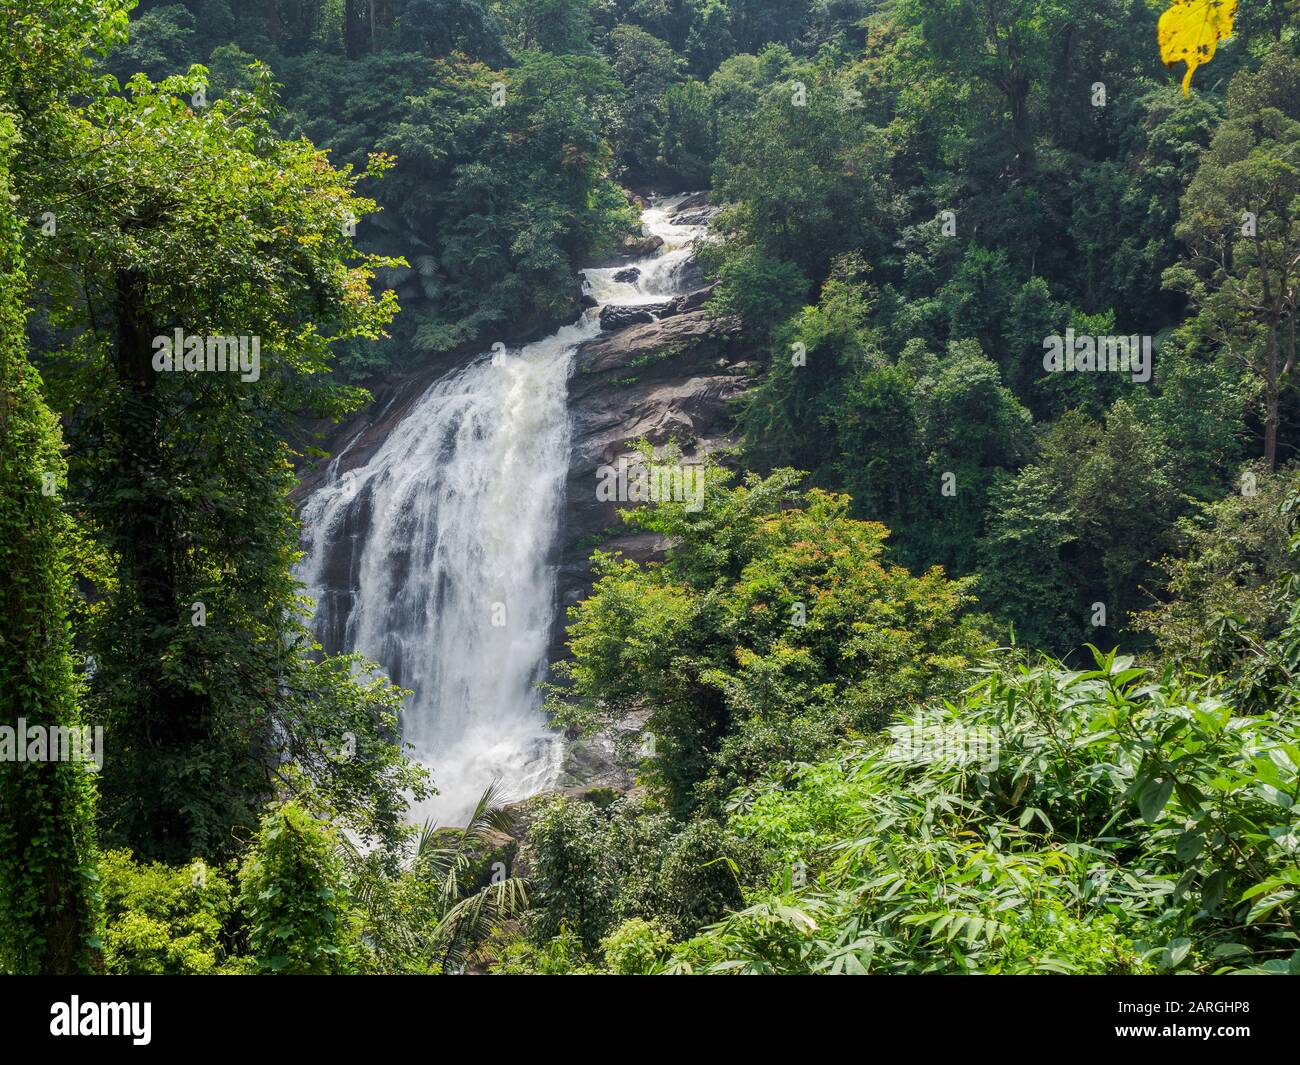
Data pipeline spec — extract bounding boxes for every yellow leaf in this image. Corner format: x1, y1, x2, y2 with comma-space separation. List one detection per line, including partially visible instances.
1158, 0, 1237, 96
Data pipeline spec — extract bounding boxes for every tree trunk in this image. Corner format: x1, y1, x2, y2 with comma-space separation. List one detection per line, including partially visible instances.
113, 269, 173, 638
1264, 323, 1279, 471
105, 270, 207, 857
1008, 70, 1031, 174
344, 0, 367, 58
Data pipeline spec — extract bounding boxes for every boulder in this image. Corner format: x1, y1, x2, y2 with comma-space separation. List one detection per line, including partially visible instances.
668, 286, 715, 315
671, 207, 720, 227
673, 191, 710, 211
593, 234, 663, 267
599, 304, 663, 331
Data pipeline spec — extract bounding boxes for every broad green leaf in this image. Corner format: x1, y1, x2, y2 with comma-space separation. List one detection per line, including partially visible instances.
1139, 777, 1175, 823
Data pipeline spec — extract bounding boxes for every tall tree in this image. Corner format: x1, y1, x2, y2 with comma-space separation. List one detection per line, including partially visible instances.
898, 0, 1072, 174
0, 0, 131, 982
0, 113, 100, 975
1166, 51, 1300, 470
22, 66, 422, 860
494, 0, 595, 53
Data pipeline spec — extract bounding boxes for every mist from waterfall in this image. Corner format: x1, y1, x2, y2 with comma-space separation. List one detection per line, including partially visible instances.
297, 195, 708, 826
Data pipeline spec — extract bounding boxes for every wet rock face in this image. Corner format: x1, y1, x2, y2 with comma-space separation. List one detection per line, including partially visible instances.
595, 287, 718, 332
577, 305, 738, 374
671, 207, 720, 228
559, 194, 754, 663
672, 287, 714, 313
672, 191, 711, 211
553, 298, 753, 663
593, 234, 663, 267
598, 304, 660, 331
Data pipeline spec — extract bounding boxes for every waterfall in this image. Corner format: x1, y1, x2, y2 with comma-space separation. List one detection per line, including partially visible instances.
297, 195, 709, 826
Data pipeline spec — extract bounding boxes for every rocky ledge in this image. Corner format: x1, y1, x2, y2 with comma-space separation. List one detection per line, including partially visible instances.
550, 257, 755, 790
552, 292, 754, 661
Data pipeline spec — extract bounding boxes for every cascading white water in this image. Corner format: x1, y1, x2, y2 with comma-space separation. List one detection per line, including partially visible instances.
297, 195, 709, 826
584, 199, 710, 305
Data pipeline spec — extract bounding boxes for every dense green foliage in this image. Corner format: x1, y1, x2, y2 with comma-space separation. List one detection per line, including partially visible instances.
0, 110, 101, 976
100, 850, 251, 974
549, 460, 987, 815
238, 801, 353, 974
524, 791, 755, 947
671, 647, 1300, 974
1136, 465, 1300, 670
343, 782, 530, 973
3, 0, 1299, 979
679, 9, 1300, 656
508, 487, 1300, 975
89, 783, 529, 975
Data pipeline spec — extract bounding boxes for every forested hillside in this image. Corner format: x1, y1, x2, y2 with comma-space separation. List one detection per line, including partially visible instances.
1, 0, 1298, 983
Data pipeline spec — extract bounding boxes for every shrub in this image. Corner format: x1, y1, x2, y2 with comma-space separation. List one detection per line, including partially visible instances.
492, 925, 600, 975
526, 797, 618, 950
100, 850, 249, 975
602, 918, 671, 975
527, 794, 757, 952
238, 801, 354, 974
679, 649, 1300, 974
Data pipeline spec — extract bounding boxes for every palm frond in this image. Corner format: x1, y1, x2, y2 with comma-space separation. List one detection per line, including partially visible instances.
413, 781, 520, 911
428, 876, 531, 971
